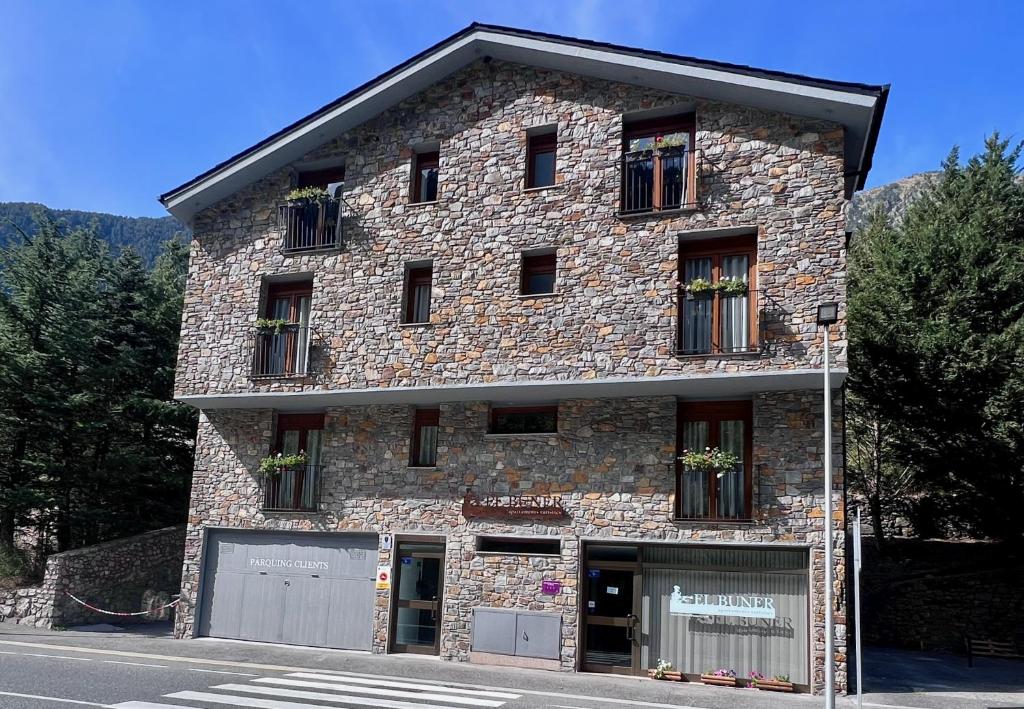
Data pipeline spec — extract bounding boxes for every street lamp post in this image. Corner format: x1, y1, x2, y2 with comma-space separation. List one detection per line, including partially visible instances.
817, 302, 839, 709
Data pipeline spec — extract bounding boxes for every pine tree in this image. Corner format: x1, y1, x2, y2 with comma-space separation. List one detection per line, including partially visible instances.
849, 134, 1024, 543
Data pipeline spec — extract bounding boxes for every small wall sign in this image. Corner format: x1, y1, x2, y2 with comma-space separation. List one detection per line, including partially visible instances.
587, 569, 601, 579
376, 565, 391, 590
381, 534, 393, 551
541, 580, 561, 595
606, 586, 619, 595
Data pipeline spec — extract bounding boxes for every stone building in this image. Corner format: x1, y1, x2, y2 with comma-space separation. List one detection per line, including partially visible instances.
160, 24, 888, 693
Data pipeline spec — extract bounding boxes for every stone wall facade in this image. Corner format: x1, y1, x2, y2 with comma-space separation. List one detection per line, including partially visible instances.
175, 59, 847, 399
0, 525, 185, 628
174, 57, 852, 693
176, 392, 845, 687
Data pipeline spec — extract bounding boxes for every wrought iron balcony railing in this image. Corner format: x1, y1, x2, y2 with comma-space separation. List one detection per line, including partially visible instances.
278, 197, 342, 253
621, 147, 701, 214
263, 464, 322, 512
676, 288, 781, 356
251, 324, 313, 378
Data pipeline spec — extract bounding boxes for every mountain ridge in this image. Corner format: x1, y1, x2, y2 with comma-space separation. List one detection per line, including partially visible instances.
0, 202, 188, 266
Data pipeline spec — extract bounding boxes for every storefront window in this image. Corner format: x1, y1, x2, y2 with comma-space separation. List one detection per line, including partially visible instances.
641, 546, 809, 686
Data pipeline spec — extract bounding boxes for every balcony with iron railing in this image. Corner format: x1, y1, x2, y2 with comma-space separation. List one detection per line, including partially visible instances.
621, 147, 701, 215
676, 289, 781, 356
251, 324, 314, 378
262, 464, 322, 512
278, 196, 342, 253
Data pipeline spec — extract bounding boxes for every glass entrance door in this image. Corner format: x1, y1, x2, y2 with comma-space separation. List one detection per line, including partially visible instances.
390, 541, 444, 655
583, 545, 640, 674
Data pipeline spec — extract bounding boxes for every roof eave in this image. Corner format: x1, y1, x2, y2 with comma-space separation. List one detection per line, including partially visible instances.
160, 24, 887, 223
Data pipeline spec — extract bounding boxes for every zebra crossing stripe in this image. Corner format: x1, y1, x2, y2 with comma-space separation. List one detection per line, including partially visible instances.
283, 672, 521, 699
167, 690, 459, 709
107, 703, 205, 709
252, 677, 507, 707
210, 682, 468, 709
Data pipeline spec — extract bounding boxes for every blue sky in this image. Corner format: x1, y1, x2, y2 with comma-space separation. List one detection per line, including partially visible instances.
2, 1, 1022, 218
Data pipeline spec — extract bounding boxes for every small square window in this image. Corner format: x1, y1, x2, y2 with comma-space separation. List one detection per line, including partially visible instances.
403, 265, 432, 324
477, 536, 560, 555
412, 151, 439, 203
527, 132, 556, 189
489, 406, 558, 434
410, 408, 439, 467
521, 253, 556, 296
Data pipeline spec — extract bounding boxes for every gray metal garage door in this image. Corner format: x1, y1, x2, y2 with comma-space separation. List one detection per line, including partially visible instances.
197, 530, 379, 650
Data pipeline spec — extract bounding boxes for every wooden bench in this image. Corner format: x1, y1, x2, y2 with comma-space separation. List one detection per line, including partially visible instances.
965, 637, 1024, 667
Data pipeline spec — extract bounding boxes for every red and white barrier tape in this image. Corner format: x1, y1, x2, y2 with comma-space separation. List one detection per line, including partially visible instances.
63, 591, 180, 617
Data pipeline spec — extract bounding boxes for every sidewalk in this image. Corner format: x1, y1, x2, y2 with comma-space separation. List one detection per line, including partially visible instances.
1, 622, 1021, 709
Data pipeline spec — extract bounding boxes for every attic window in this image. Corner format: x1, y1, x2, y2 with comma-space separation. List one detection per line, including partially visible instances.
298, 166, 345, 198
412, 151, 439, 203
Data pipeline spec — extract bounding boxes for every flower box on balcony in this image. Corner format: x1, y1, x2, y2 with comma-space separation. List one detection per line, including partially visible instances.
647, 669, 683, 681
279, 188, 341, 253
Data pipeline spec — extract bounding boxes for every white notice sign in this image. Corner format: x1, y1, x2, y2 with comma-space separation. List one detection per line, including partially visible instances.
669, 585, 776, 619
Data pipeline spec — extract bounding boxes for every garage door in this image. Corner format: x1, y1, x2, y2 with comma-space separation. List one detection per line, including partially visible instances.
197, 530, 379, 650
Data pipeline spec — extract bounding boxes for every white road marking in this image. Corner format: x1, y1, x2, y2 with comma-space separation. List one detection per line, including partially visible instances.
101, 660, 168, 668
254, 677, 506, 707
170, 690, 452, 709
0, 649, 94, 661
284, 671, 521, 699
212, 682, 468, 709
0, 690, 105, 706
107, 703, 205, 709
188, 667, 260, 677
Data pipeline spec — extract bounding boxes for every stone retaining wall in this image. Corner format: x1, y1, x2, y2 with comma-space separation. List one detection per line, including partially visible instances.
860, 538, 1024, 652
0, 525, 185, 628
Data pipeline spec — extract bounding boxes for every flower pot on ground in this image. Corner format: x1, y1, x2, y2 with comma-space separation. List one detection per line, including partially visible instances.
649, 659, 683, 681
700, 669, 736, 687
754, 675, 794, 692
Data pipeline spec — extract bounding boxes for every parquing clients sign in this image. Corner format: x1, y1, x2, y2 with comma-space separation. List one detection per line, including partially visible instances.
248, 558, 329, 571
669, 585, 777, 619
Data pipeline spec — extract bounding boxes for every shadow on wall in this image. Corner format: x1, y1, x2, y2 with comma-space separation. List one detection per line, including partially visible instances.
860, 537, 1024, 654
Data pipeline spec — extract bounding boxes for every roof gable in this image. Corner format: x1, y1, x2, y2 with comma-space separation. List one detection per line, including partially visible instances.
161, 23, 888, 223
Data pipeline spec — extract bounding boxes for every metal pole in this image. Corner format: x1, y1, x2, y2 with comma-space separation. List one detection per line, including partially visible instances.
823, 323, 835, 709
854, 508, 864, 709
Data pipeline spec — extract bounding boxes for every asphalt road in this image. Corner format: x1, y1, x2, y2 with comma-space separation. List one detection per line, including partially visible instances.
0, 625, 1022, 709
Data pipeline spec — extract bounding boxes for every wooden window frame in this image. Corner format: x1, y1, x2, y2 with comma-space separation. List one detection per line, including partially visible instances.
520, 252, 557, 295
402, 265, 433, 324
410, 408, 439, 467
677, 235, 758, 354
264, 281, 314, 322
489, 405, 558, 435
622, 115, 697, 212
297, 166, 346, 188
273, 413, 325, 455
411, 151, 439, 203
675, 400, 753, 520
526, 132, 557, 189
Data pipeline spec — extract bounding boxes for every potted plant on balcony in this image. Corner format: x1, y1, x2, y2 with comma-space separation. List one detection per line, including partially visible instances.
653, 134, 688, 154
700, 668, 737, 687
648, 658, 683, 681
254, 318, 289, 335
684, 277, 715, 299
678, 447, 739, 478
715, 276, 749, 297
286, 186, 330, 204
259, 451, 307, 477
